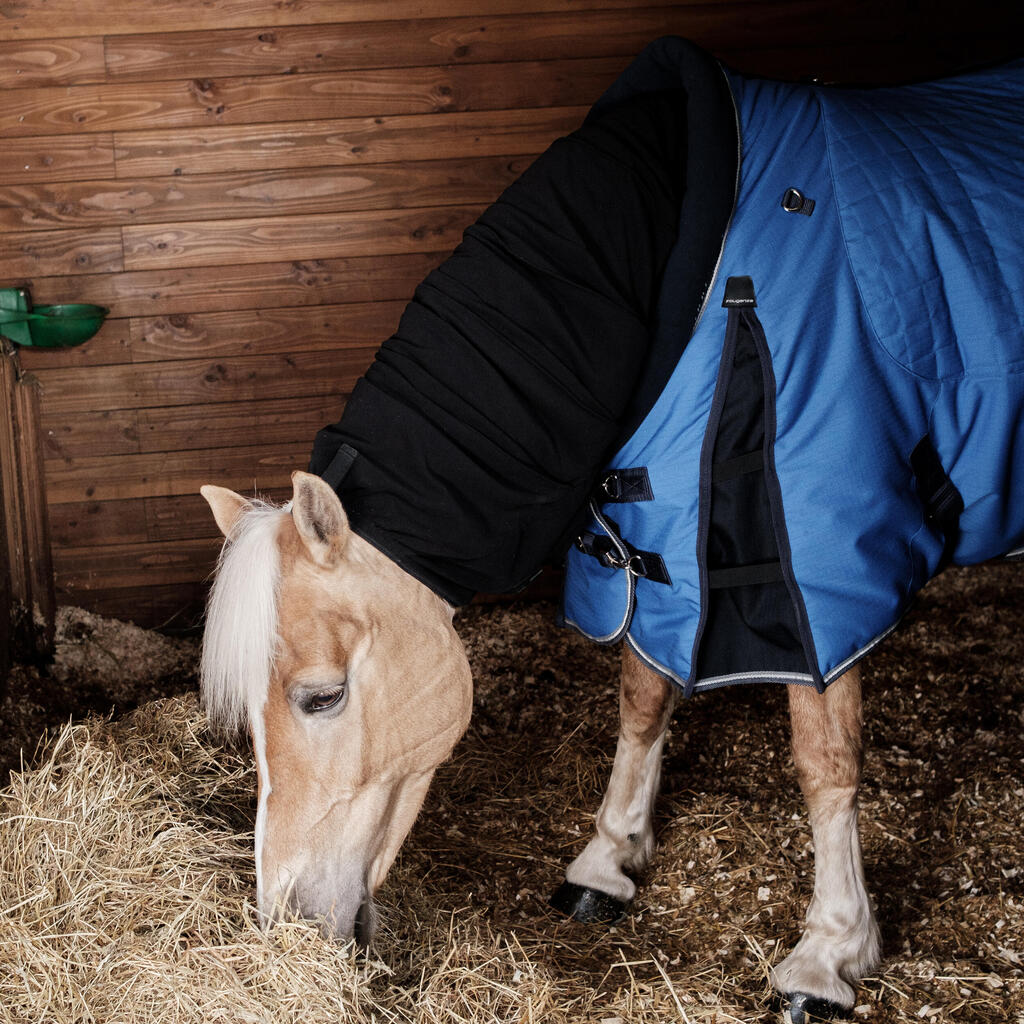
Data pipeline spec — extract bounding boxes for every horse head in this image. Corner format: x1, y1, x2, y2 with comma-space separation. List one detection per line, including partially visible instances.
200, 471, 472, 941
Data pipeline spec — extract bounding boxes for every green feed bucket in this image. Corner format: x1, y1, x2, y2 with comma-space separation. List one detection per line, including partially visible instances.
0, 302, 108, 349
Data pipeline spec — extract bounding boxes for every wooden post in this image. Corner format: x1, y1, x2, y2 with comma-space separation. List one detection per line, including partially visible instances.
0, 339, 56, 672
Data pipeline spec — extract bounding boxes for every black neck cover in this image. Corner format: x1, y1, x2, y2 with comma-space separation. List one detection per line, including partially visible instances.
308, 38, 737, 605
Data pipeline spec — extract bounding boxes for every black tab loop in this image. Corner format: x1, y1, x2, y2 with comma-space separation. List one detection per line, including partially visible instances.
723, 276, 757, 308
781, 188, 815, 216
599, 467, 654, 503
320, 443, 359, 490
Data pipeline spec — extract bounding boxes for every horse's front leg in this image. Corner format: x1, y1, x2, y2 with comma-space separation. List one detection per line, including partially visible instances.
773, 666, 881, 1022
551, 646, 676, 921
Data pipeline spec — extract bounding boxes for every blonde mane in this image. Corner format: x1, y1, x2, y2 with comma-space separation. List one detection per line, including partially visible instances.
200, 500, 289, 736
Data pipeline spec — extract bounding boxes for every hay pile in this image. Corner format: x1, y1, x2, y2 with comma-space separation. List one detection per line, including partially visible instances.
1, 564, 1022, 1022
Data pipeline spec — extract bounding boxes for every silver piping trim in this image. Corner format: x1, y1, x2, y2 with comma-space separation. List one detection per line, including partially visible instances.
822, 620, 902, 684
564, 500, 636, 644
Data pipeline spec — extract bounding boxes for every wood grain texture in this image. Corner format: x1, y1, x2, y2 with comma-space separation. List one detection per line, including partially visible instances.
52, 535, 224, 591
0, 156, 528, 231
52, 580, 208, 628
33, 347, 378, 416
16, 251, 447, 319
113, 105, 583, 177
104, 8, 692, 80
42, 396, 339, 460
41, 407, 140, 461
135, 396, 342, 453
0, 36, 105, 88
2, 58, 619, 138
146, 489, 290, 542
47, 497, 150, 549
0, 226, 122, 278
24, 297, 401, 372
0, 0, 685, 42
122, 204, 484, 270
0, 133, 115, 185
128, 301, 404, 361
16, 317, 129, 371
45, 441, 309, 503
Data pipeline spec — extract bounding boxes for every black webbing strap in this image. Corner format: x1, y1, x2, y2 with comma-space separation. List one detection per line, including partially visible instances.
575, 528, 672, 585
911, 435, 963, 564
707, 561, 784, 589
320, 443, 359, 490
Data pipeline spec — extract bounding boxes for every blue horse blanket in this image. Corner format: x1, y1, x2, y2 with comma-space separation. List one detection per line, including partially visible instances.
312, 38, 1024, 694
564, 40, 1024, 693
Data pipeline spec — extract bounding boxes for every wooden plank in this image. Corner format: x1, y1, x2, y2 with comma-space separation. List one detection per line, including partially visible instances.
45, 441, 309, 503
104, 8, 693, 80
18, 317, 130, 372
16, 251, 446, 318
113, 105, 582, 178
47, 497, 149, 549
0, 0, 687, 42
103, 2, 940, 82
0, 133, 115, 186
33, 347, 377, 417
2, 58, 620, 138
129, 301, 402, 362
0, 36, 105, 88
122, 204, 483, 271
137, 395, 343, 453
0, 225, 122, 278
42, 394, 338, 459
0, 348, 55, 652
146, 489, 290, 542
0, 156, 527, 231
0, 347, 29, 610
52, 536, 224, 591
14, 373, 55, 648
55, 580, 209, 630
41, 407, 140, 461
23, 299, 401, 371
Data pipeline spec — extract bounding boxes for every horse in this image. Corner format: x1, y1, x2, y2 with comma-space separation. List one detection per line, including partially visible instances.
199, 38, 1024, 1024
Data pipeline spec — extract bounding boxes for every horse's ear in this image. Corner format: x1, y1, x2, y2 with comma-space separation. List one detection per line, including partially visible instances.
290, 471, 350, 566
200, 485, 252, 540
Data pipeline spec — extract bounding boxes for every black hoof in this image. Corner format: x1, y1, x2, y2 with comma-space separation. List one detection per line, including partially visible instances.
549, 881, 626, 924
777, 991, 851, 1023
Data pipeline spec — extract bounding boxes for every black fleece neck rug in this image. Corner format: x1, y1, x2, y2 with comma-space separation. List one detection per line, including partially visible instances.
309, 40, 735, 605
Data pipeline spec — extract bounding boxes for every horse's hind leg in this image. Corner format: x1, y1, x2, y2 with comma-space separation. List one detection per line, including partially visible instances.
551, 646, 675, 922
773, 666, 881, 1021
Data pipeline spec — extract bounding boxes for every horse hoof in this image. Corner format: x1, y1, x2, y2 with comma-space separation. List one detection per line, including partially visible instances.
778, 991, 851, 1023
549, 881, 626, 924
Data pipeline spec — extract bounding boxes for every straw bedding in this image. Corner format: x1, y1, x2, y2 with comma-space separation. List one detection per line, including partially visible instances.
1, 564, 1022, 1023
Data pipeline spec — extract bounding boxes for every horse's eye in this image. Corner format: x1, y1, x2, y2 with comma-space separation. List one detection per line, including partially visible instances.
303, 687, 346, 714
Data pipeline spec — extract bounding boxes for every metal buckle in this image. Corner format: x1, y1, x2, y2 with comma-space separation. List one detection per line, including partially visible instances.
602, 550, 647, 577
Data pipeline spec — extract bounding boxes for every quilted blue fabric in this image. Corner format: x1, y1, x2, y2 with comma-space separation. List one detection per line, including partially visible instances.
563, 47, 1024, 693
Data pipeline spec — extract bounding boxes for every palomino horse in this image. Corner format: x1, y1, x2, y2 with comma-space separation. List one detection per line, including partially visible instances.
200, 37, 1022, 1024
201, 474, 876, 1024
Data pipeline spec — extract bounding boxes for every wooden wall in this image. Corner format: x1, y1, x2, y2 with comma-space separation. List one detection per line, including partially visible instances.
0, 0, 1018, 629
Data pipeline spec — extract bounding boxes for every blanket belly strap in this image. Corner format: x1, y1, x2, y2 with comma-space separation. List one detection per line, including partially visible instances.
575, 516, 672, 586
